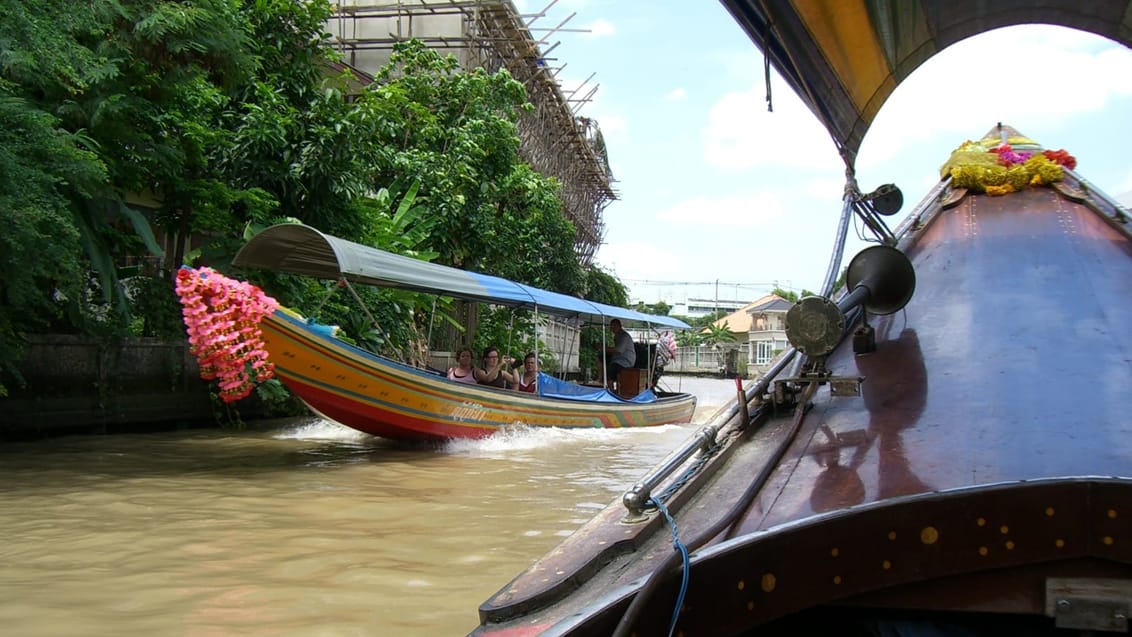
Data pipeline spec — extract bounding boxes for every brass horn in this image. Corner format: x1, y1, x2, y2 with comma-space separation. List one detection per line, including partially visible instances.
785, 245, 915, 357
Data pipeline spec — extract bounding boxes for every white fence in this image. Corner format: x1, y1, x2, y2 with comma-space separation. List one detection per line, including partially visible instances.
666, 346, 727, 375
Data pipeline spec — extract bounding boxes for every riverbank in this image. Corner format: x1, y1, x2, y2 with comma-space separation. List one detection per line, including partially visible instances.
658, 374, 745, 423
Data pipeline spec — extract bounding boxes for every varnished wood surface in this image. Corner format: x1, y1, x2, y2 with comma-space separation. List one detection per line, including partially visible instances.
472, 187, 1132, 636
745, 187, 1132, 532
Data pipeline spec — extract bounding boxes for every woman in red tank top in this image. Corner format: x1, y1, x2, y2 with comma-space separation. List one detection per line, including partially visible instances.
515, 352, 538, 393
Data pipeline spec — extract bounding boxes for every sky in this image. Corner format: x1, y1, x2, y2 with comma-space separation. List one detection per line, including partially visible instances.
512, 0, 1132, 307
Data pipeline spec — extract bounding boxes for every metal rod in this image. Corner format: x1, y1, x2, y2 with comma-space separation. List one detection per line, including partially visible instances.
820, 182, 857, 297
892, 176, 951, 242
1065, 167, 1130, 222
621, 348, 797, 516
837, 284, 871, 314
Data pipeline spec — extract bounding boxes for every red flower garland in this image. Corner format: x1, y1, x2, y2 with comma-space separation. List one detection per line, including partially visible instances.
1042, 148, 1077, 170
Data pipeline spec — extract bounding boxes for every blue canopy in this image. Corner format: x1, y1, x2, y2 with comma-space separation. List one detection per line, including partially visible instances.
232, 223, 690, 329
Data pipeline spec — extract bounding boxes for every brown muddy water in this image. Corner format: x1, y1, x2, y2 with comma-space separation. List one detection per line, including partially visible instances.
0, 377, 740, 636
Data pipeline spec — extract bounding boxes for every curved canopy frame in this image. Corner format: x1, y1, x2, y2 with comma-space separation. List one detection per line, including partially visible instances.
232, 223, 690, 330
720, 0, 1132, 168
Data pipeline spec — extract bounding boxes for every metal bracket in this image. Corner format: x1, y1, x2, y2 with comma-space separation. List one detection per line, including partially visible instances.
1046, 577, 1132, 632
773, 374, 863, 400
828, 376, 864, 396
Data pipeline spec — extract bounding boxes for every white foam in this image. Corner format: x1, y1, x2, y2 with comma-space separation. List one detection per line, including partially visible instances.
442, 423, 686, 456
272, 418, 371, 442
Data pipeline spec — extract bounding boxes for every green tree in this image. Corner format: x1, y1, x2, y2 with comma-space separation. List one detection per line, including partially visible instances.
0, 84, 105, 394
0, 4, 605, 398
676, 330, 705, 347
634, 300, 671, 316
771, 286, 815, 302
582, 265, 629, 307
702, 321, 738, 346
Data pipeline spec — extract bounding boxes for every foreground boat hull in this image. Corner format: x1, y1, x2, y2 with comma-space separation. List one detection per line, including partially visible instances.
471, 152, 1132, 634
259, 312, 696, 441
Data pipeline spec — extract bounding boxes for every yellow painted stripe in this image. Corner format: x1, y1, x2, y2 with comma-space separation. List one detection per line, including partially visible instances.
261, 313, 695, 431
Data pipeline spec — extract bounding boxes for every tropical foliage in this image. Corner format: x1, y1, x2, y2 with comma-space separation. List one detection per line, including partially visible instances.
0, 0, 598, 400
702, 322, 737, 346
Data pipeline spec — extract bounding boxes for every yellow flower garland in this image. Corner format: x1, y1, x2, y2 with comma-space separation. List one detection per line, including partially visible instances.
941, 136, 1066, 194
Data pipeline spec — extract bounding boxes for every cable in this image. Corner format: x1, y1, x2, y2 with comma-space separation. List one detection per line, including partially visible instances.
611, 384, 815, 637
651, 497, 689, 637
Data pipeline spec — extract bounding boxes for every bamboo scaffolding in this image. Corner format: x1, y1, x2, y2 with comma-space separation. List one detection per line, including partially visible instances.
330, 0, 616, 265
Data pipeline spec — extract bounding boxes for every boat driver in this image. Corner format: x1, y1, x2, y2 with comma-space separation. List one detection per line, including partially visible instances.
599, 319, 636, 389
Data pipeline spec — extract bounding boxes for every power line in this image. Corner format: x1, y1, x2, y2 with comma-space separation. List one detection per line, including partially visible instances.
620, 279, 804, 292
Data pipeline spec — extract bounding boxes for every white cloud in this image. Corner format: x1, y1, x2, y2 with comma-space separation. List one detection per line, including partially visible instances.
859, 25, 1132, 169
802, 176, 847, 200
655, 192, 784, 227
596, 241, 687, 281
665, 87, 687, 101
701, 82, 843, 171
584, 18, 616, 38
592, 112, 626, 144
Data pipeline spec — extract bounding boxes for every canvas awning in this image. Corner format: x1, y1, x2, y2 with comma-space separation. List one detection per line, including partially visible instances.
232, 223, 690, 330
720, 0, 1132, 167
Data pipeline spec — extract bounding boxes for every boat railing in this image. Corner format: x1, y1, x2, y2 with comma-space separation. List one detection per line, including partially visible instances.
1065, 167, 1131, 224
620, 347, 797, 517
893, 175, 952, 243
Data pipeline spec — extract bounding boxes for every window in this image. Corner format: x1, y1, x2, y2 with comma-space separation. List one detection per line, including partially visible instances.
756, 341, 774, 365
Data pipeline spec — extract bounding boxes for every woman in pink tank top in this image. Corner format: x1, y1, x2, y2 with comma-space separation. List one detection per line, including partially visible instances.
447, 347, 477, 384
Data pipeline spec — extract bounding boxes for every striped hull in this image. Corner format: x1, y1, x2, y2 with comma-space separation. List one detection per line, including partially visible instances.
259, 312, 697, 441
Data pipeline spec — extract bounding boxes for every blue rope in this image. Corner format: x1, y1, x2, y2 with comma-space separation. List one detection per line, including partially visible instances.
650, 496, 690, 637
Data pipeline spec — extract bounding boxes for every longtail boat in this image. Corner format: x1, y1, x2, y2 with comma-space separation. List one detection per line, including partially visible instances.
211, 224, 696, 442
468, 1, 1132, 635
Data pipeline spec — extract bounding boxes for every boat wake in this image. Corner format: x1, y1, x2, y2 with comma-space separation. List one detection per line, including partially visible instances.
443, 423, 688, 456
272, 417, 372, 442
270, 417, 691, 457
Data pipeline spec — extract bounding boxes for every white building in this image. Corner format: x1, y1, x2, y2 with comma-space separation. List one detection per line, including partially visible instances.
668, 297, 751, 319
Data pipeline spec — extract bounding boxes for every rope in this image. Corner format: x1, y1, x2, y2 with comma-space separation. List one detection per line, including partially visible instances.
653, 430, 730, 504
763, 33, 773, 112
613, 388, 814, 636
651, 497, 689, 637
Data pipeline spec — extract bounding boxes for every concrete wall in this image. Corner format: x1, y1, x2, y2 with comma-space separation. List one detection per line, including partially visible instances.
2, 335, 217, 438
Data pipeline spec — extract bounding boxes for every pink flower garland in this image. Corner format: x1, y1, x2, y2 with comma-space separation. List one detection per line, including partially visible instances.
989, 143, 1032, 167
174, 267, 279, 402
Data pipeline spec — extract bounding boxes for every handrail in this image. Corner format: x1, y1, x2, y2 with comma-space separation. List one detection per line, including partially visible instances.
892, 175, 952, 242
620, 348, 797, 516
1065, 167, 1131, 223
